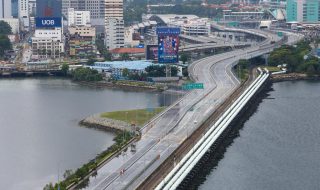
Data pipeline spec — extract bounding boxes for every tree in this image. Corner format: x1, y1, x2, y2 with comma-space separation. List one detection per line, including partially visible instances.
171, 66, 179, 77
238, 59, 249, 69
43, 183, 54, 190
63, 169, 73, 180
0, 34, 12, 58
41, 49, 47, 56
121, 53, 130, 61
0, 21, 12, 35
122, 68, 129, 77
86, 58, 97, 66
306, 64, 316, 76
102, 50, 112, 61
61, 63, 69, 76
180, 52, 189, 64
182, 67, 189, 77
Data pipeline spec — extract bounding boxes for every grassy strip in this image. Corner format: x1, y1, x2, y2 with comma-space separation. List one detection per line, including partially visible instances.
43, 131, 134, 190
100, 107, 166, 127
263, 66, 281, 72
115, 80, 165, 90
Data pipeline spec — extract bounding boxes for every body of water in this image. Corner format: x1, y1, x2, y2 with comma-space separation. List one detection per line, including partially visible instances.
200, 80, 320, 190
0, 78, 178, 190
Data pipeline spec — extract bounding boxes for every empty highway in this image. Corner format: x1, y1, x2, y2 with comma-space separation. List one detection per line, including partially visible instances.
81, 29, 302, 190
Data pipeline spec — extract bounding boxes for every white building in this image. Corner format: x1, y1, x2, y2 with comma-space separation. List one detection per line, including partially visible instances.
104, 0, 124, 50
105, 18, 124, 50
124, 26, 140, 47
0, 18, 20, 34
0, 0, 12, 18
62, 0, 102, 22
67, 8, 90, 26
18, 0, 29, 31
32, 28, 64, 60
170, 18, 211, 36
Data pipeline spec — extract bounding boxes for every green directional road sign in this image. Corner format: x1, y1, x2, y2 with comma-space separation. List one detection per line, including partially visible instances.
182, 83, 204, 90
277, 31, 283, 37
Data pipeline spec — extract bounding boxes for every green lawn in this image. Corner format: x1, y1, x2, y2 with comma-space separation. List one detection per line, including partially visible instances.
100, 107, 166, 126
263, 66, 281, 72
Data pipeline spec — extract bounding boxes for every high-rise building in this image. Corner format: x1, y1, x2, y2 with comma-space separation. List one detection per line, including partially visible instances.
105, 18, 124, 50
104, 0, 124, 49
18, 0, 29, 30
11, 0, 18, 18
62, 0, 101, 20
0, 0, 12, 18
286, 0, 320, 23
32, 0, 64, 60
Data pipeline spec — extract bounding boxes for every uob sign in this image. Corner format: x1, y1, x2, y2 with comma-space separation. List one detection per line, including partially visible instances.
42, 20, 55, 25
36, 17, 62, 28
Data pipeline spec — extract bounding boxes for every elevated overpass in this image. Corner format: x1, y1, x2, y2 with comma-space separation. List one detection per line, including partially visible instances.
80, 28, 303, 190
181, 42, 251, 52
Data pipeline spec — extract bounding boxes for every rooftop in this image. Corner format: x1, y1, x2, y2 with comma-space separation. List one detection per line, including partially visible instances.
110, 48, 145, 54
93, 60, 156, 70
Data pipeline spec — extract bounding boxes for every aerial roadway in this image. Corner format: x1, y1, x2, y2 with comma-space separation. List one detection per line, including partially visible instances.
83, 29, 303, 190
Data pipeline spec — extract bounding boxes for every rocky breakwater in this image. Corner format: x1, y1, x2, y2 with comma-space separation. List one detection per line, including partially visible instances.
271, 73, 320, 82
79, 114, 133, 132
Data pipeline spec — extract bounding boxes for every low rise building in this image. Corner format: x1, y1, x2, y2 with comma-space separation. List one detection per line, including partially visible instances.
86, 60, 154, 78
31, 27, 64, 60
68, 26, 96, 58
110, 48, 145, 59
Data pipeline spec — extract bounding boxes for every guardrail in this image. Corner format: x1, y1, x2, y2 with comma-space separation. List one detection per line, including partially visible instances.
155, 68, 270, 190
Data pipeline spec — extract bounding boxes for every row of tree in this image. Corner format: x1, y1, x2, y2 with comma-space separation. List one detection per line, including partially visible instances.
268, 40, 320, 75
121, 65, 183, 81
71, 67, 103, 81
0, 21, 13, 59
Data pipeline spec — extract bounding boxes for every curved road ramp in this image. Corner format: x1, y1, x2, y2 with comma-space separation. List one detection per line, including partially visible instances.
79, 29, 303, 190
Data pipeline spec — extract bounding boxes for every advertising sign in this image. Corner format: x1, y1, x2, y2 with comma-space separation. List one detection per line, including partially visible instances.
156, 27, 180, 63
36, 0, 62, 17
35, 17, 62, 28
146, 45, 158, 61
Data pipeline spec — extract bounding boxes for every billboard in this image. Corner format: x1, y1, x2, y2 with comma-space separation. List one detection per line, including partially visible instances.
35, 17, 62, 28
156, 27, 180, 63
36, 0, 62, 18
146, 45, 158, 61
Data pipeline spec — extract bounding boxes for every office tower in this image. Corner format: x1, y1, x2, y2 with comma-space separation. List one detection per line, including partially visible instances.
0, 0, 12, 18
19, 0, 29, 30
286, 0, 320, 23
104, 0, 124, 49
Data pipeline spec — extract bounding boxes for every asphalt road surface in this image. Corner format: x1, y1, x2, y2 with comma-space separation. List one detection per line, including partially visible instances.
83, 30, 303, 190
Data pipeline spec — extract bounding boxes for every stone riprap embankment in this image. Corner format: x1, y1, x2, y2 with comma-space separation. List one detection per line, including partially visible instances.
80, 114, 133, 132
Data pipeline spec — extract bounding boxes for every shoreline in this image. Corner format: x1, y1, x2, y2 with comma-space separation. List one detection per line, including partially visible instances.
271, 72, 320, 82
79, 113, 134, 133
75, 80, 164, 92
177, 80, 273, 189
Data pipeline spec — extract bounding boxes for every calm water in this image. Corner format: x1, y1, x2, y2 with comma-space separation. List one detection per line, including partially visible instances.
0, 78, 178, 190
200, 80, 320, 190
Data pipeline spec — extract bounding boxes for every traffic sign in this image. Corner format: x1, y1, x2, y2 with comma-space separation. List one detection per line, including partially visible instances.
182, 83, 204, 90
277, 31, 283, 37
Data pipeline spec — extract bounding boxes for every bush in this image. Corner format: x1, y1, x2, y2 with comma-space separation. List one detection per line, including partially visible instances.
71, 67, 103, 82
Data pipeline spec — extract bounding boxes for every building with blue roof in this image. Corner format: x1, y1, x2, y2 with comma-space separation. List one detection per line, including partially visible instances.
85, 60, 158, 78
